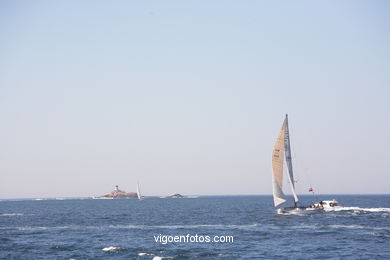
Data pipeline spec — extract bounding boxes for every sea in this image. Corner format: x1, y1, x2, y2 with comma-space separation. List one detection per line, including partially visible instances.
0, 195, 389, 260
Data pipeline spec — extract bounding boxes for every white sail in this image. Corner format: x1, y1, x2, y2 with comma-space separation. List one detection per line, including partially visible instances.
270, 115, 333, 211
137, 182, 142, 200
284, 115, 299, 205
272, 120, 287, 207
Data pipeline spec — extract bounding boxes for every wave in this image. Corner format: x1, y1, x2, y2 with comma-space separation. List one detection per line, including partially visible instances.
0, 213, 24, 216
152, 257, 173, 260
109, 223, 258, 230
267, 223, 390, 233
138, 252, 154, 256
15, 225, 79, 231
102, 246, 125, 252
136, 252, 174, 259
277, 208, 308, 216
327, 224, 390, 231
277, 206, 390, 215
6, 222, 389, 236
6, 223, 260, 232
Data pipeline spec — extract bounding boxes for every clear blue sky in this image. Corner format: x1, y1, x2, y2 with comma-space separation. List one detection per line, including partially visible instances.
1, 1, 389, 198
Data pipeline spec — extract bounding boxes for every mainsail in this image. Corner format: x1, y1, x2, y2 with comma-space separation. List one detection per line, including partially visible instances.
271, 114, 299, 207
137, 182, 142, 200
272, 120, 287, 207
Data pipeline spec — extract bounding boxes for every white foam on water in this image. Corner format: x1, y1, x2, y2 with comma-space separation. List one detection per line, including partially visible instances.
276, 208, 307, 216
273, 223, 390, 233
6, 223, 258, 232
156, 224, 257, 229
138, 252, 154, 256
17, 225, 81, 231
352, 210, 361, 215
287, 223, 390, 232
108, 223, 258, 230
109, 224, 140, 229
102, 246, 124, 252
328, 224, 390, 231
0, 213, 24, 216
18, 226, 49, 231
328, 224, 365, 229
154, 224, 224, 229
276, 206, 390, 215
152, 257, 173, 260
331, 207, 390, 212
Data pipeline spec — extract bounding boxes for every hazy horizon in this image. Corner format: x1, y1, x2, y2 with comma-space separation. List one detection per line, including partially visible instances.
1, 1, 389, 199
2, 193, 390, 200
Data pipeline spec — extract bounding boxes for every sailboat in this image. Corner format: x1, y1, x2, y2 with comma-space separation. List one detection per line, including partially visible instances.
272, 114, 339, 212
136, 182, 143, 200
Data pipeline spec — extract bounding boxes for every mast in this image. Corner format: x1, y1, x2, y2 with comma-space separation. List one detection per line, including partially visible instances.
284, 114, 299, 206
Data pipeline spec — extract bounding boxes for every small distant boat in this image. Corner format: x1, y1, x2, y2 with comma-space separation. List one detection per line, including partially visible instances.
137, 182, 143, 200
271, 114, 340, 212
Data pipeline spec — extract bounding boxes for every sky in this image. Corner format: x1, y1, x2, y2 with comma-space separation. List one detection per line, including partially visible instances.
0, 1, 389, 198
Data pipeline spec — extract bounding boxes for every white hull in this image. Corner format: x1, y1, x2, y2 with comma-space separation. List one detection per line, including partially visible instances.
278, 200, 341, 213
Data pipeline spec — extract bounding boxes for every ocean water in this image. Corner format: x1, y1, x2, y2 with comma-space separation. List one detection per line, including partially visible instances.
0, 195, 389, 259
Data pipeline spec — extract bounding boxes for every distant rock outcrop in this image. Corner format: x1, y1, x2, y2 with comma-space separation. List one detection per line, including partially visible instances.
167, 193, 184, 198
94, 185, 137, 199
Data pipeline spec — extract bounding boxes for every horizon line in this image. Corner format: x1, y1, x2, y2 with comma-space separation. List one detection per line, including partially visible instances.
1, 193, 390, 200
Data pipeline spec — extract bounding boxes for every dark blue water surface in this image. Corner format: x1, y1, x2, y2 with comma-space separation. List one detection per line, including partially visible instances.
1, 195, 389, 259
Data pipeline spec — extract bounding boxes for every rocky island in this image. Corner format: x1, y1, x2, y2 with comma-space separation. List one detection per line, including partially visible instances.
94, 185, 137, 199
167, 193, 185, 198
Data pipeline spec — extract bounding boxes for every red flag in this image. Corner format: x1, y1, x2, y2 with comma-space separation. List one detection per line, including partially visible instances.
308, 187, 313, 192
